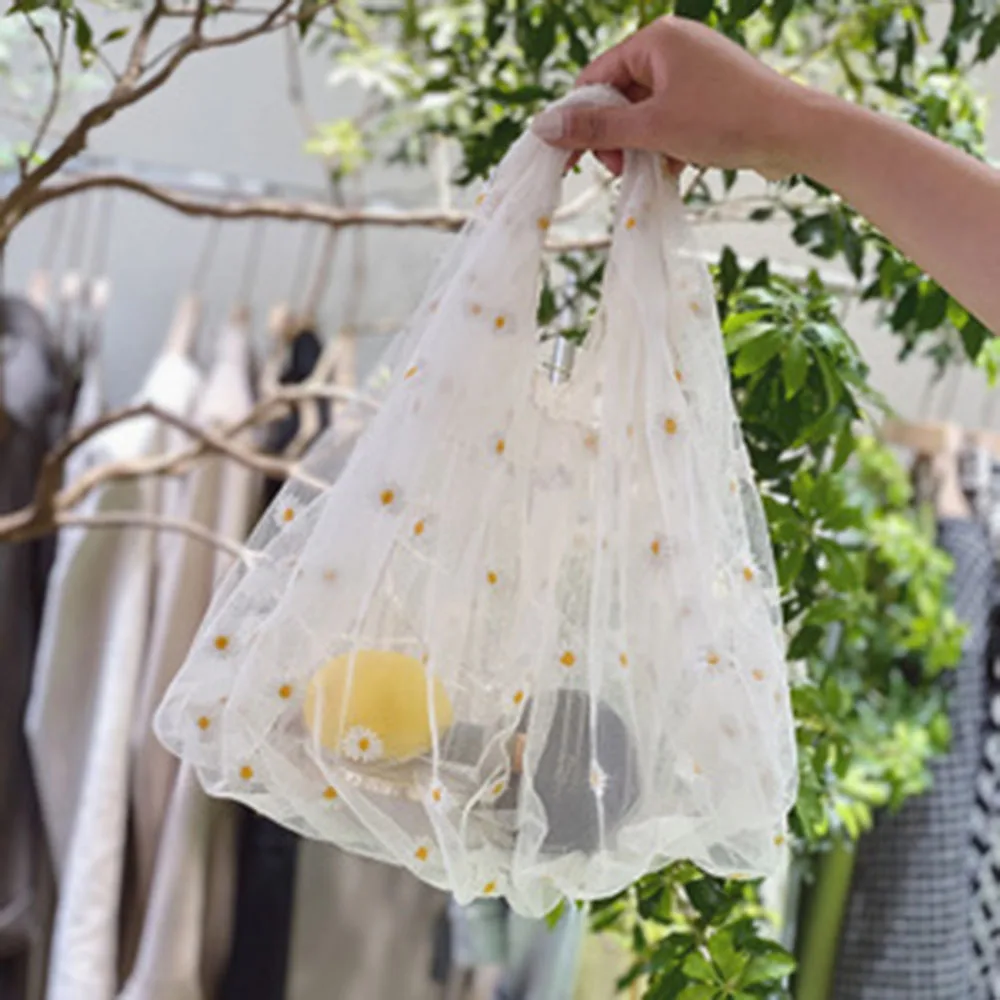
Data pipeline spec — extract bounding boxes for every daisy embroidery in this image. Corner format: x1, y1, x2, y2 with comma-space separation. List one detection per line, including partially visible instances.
589, 765, 607, 796
377, 484, 401, 511
428, 783, 450, 810
342, 726, 383, 763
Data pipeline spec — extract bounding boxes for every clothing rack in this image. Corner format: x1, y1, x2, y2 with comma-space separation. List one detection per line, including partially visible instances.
3, 153, 860, 296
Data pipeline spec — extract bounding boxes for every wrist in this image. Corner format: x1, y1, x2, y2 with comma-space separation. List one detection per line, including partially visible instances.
766, 85, 845, 181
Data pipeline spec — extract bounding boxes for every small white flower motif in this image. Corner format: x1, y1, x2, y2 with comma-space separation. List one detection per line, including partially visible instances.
342, 726, 383, 763
589, 764, 607, 797
427, 782, 450, 810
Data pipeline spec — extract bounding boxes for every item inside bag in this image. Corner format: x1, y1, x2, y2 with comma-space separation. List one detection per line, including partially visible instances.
303, 651, 639, 854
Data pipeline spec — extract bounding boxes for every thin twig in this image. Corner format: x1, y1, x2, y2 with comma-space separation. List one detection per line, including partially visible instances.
0, 382, 376, 543
58, 510, 251, 563
22, 13, 67, 173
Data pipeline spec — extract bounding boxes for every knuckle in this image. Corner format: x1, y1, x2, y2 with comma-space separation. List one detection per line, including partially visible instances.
569, 110, 604, 144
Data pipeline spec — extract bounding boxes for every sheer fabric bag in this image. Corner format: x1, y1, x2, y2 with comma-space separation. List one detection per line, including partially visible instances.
156, 86, 797, 917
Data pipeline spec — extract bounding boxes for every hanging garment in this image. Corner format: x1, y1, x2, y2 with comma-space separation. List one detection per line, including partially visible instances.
971, 627, 1000, 1000
220, 327, 324, 1000
155, 86, 796, 917
285, 843, 447, 1000
31, 347, 201, 1000
120, 317, 258, 1000
447, 898, 586, 1000
970, 465, 1000, 1000
0, 296, 74, 1000
832, 517, 992, 999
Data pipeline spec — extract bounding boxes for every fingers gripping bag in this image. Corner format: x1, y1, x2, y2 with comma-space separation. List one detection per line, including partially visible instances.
155, 86, 797, 918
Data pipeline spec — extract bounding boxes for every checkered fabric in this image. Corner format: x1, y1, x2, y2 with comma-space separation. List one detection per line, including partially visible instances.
832, 519, 993, 1000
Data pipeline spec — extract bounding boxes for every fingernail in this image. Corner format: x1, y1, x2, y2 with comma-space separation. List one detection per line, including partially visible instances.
531, 110, 564, 142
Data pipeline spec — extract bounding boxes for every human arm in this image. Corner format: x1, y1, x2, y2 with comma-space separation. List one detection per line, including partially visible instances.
532, 17, 1000, 334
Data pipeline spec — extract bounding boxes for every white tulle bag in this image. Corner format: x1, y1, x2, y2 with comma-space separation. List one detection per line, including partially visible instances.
155, 86, 797, 917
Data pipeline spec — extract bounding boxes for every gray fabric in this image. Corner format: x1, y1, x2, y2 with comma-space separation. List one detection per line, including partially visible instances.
0, 297, 74, 1000
971, 478, 1000, 1000
832, 518, 992, 1000
448, 899, 585, 1000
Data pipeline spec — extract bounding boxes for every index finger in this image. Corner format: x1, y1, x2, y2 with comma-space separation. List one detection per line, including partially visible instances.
575, 33, 655, 93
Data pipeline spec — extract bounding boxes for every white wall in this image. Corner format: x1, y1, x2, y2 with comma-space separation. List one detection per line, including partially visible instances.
3, 9, 1000, 424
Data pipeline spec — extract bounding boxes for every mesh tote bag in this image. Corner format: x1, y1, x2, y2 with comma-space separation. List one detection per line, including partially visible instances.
155, 85, 797, 918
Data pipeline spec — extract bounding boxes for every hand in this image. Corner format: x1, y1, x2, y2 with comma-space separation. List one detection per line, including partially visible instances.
532, 16, 818, 180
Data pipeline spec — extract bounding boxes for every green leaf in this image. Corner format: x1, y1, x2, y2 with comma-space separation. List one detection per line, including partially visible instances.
485, 0, 505, 46
723, 309, 771, 338
741, 950, 796, 986
719, 246, 741, 300
978, 13, 1000, 61
730, 0, 765, 19
682, 950, 717, 983
734, 331, 784, 376
102, 26, 129, 43
749, 207, 774, 222
783, 338, 809, 397
915, 286, 948, 332
769, 0, 794, 35
890, 284, 919, 329
73, 10, 94, 63
545, 898, 566, 928
708, 931, 747, 979
961, 314, 990, 360
685, 878, 731, 922
744, 259, 770, 287
675, 0, 714, 23
677, 986, 718, 1000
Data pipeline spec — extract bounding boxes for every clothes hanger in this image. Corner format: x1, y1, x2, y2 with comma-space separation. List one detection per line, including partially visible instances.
77, 189, 116, 370
259, 225, 317, 403
55, 193, 93, 351
228, 217, 266, 332
284, 225, 340, 457
164, 218, 220, 358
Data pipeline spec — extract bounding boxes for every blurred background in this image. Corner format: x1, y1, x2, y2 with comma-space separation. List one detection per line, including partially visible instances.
3, 2, 1000, 999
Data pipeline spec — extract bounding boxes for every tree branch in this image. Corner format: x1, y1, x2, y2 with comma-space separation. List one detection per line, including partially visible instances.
1, 0, 318, 245
22, 13, 67, 174
58, 510, 251, 563
24, 171, 469, 231
0, 383, 376, 544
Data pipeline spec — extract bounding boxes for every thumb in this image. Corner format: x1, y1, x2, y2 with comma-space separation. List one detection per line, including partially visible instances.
531, 103, 652, 151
